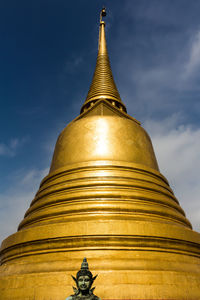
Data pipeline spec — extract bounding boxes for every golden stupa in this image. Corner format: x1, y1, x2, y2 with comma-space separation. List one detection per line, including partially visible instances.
0, 8, 200, 300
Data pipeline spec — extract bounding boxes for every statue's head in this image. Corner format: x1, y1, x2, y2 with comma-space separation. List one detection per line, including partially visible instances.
72, 258, 97, 295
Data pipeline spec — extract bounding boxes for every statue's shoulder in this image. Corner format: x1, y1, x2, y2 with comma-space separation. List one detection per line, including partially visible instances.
65, 296, 73, 300
92, 295, 101, 300
66, 296, 99, 300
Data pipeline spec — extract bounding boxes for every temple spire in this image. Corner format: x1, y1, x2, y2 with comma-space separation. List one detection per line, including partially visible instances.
81, 8, 127, 113
98, 7, 107, 55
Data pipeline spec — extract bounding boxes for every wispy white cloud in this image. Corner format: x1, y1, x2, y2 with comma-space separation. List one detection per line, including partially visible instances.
64, 56, 83, 74
0, 137, 29, 157
112, 3, 200, 122
0, 167, 48, 243
144, 115, 200, 232
183, 29, 200, 79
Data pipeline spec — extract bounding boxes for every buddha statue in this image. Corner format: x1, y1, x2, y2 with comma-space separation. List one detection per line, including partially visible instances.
66, 258, 100, 300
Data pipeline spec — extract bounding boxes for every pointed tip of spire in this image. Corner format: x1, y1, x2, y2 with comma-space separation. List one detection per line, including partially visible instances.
98, 10, 107, 55
100, 7, 106, 23
99, 7, 107, 55
80, 8, 127, 114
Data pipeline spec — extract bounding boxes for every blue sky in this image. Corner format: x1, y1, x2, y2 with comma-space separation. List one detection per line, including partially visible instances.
1, 0, 200, 242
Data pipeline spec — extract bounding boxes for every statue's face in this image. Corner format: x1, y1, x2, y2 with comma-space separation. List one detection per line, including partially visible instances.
77, 275, 91, 292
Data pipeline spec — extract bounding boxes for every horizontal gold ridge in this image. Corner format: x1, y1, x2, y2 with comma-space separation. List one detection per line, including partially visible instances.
1, 235, 200, 265
16, 162, 191, 231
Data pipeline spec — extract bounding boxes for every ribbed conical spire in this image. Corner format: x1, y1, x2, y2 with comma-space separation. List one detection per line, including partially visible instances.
81, 8, 127, 113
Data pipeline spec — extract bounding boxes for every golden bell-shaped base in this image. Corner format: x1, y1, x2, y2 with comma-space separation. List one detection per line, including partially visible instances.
0, 105, 200, 299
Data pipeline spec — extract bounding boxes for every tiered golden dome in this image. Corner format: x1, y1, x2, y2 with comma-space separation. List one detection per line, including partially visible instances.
0, 8, 200, 300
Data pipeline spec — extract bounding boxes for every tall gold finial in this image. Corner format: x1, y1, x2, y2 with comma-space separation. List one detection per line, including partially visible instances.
81, 8, 127, 113
100, 7, 106, 23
